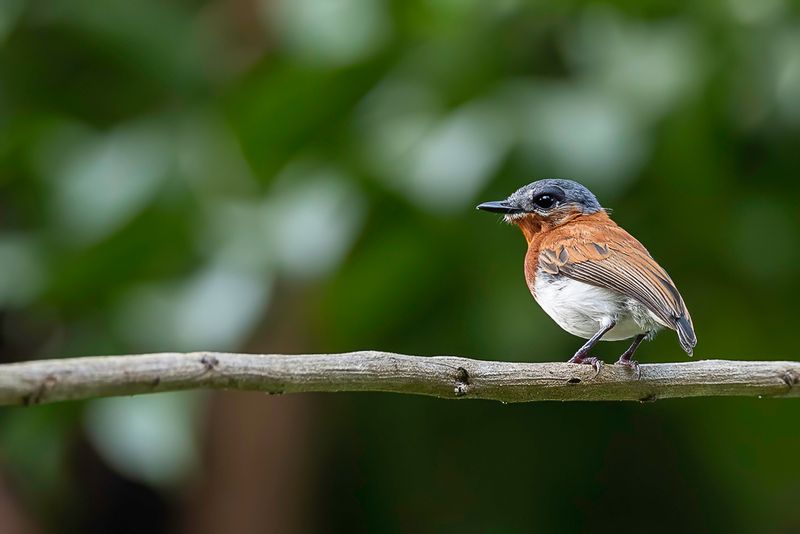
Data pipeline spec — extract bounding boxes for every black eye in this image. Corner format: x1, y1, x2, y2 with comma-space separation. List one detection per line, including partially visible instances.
533, 194, 556, 209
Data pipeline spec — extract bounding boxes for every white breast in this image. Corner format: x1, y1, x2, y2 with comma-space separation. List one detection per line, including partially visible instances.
532, 272, 663, 341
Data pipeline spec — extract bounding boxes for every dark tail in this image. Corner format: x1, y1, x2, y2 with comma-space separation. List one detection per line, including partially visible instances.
675, 315, 697, 356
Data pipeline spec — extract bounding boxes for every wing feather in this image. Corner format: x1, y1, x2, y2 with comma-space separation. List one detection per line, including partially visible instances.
539, 221, 697, 354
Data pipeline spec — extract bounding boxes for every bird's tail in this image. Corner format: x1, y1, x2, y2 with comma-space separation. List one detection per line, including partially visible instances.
675, 315, 697, 356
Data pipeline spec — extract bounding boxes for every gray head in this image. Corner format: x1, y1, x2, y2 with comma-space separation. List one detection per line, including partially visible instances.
476, 179, 603, 219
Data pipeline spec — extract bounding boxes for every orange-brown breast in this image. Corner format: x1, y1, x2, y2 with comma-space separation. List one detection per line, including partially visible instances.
514, 208, 613, 295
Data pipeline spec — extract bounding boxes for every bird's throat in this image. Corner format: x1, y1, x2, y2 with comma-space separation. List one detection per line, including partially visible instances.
514, 216, 545, 244
512, 209, 611, 245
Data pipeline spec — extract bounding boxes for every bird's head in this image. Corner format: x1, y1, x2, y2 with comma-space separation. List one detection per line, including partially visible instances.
477, 179, 603, 229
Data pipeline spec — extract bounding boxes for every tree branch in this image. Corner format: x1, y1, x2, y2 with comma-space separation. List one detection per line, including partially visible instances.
0, 352, 798, 406
1, 351, 798, 406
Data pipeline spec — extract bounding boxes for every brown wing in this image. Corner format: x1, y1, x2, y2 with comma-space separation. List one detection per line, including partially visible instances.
539, 219, 697, 354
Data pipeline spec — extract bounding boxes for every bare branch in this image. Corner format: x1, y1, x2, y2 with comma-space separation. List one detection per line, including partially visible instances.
0, 352, 797, 406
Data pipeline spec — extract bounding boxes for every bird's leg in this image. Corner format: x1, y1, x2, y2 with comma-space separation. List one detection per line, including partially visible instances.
615, 334, 646, 380
568, 321, 616, 376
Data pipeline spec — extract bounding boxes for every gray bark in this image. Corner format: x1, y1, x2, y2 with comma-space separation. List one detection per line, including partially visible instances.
0, 352, 798, 405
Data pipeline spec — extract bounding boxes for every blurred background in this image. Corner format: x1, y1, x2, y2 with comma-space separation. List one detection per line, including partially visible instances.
1, 0, 799, 532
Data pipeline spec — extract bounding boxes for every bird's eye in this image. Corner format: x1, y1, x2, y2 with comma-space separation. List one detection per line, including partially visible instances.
534, 194, 556, 209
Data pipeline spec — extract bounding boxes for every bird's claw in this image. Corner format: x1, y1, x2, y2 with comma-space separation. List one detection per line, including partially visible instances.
615, 357, 641, 380
568, 354, 604, 378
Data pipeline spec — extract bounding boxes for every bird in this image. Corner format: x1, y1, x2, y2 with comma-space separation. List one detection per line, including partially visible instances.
477, 179, 696, 376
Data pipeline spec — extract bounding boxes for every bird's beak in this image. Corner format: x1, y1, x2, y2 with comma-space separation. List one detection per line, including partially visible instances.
476, 200, 521, 214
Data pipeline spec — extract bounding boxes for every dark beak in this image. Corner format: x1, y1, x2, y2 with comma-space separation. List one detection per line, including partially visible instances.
476, 200, 521, 214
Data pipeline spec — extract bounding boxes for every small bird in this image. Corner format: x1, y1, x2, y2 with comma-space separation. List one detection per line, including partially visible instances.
477, 179, 696, 375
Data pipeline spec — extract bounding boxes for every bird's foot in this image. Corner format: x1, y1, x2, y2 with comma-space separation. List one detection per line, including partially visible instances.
568, 354, 604, 377
615, 356, 641, 380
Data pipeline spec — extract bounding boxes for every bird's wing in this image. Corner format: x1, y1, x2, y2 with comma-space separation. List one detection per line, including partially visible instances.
539, 221, 697, 354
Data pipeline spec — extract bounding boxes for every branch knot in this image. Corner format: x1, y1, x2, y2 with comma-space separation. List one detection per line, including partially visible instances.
782, 370, 799, 388
453, 367, 470, 397
200, 355, 220, 372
